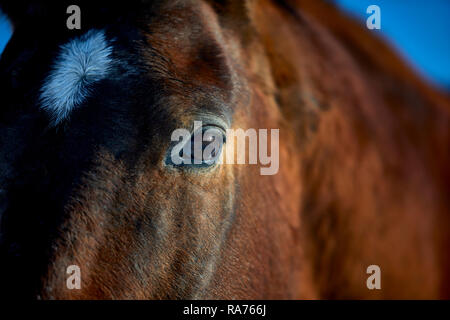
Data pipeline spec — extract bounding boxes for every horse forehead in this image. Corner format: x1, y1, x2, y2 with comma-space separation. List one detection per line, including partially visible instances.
40, 29, 114, 125
143, 1, 236, 81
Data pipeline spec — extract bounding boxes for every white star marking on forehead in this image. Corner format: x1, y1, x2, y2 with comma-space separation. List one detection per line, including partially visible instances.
40, 29, 113, 125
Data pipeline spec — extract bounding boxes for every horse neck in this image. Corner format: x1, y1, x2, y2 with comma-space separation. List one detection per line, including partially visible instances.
248, 0, 450, 298
248, 0, 450, 183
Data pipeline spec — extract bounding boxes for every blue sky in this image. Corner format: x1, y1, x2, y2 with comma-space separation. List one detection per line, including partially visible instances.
0, 12, 11, 55
1, 1, 449, 88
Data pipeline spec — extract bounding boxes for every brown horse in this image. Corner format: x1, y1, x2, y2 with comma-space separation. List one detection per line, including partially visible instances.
0, 0, 449, 299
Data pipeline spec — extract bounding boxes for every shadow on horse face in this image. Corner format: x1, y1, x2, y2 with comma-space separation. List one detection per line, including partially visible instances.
0, 0, 302, 299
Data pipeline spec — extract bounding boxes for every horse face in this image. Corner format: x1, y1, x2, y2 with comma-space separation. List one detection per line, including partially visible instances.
0, 1, 301, 299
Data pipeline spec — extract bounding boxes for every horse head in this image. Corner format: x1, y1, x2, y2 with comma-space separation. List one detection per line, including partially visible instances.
0, 0, 449, 299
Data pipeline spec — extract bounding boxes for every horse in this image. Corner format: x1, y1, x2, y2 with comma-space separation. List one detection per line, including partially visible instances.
0, 0, 449, 299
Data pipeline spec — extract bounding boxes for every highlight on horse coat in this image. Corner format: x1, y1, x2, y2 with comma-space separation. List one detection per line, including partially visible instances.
0, 0, 449, 300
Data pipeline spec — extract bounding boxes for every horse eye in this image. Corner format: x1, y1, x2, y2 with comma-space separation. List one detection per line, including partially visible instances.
180, 126, 225, 167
